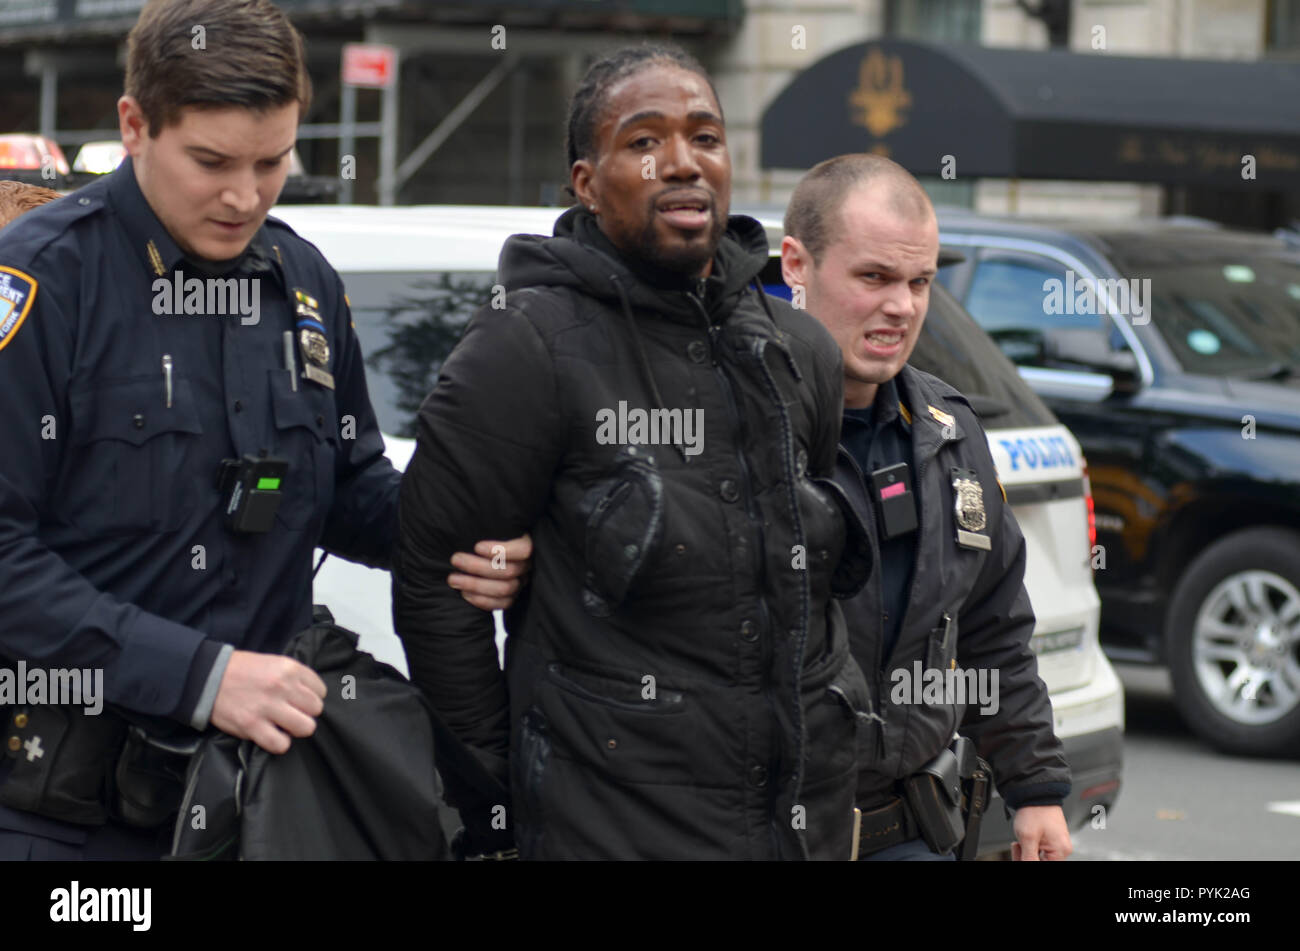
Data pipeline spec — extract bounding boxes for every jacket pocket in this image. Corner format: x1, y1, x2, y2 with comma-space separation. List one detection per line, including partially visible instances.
546, 661, 685, 715
803, 653, 871, 789
66, 377, 204, 535
268, 369, 337, 529
922, 612, 962, 743
537, 661, 705, 787
577, 446, 664, 616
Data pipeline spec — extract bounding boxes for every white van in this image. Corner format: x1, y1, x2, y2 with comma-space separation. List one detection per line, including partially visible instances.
272, 203, 1124, 856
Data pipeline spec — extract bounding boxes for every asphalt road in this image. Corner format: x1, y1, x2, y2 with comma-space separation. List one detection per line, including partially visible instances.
1070, 663, 1300, 861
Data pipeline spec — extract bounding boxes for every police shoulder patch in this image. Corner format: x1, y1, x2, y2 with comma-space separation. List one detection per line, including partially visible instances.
0, 266, 38, 353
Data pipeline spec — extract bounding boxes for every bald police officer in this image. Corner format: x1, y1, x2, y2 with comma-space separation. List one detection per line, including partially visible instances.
782, 154, 1072, 861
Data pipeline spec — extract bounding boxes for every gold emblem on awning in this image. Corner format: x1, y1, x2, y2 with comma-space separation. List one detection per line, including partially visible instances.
849, 47, 912, 138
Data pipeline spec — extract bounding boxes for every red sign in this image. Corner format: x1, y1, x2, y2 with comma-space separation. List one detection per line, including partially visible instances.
342, 44, 397, 89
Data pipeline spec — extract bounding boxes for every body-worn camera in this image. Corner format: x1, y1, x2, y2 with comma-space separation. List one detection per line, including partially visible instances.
216, 455, 288, 534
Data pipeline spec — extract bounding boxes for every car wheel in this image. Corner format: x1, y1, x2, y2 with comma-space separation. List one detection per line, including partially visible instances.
1166, 527, 1300, 756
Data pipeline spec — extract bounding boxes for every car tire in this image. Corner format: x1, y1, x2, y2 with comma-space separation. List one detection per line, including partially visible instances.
1166, 527, 1300, 757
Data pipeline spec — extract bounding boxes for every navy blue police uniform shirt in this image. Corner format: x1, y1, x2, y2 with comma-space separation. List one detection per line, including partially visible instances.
840, 376, 916, 665
0, 160, 400, 826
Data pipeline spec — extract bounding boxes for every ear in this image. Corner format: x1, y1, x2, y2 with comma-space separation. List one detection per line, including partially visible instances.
571, 158, 596, 211
781, 234, 813, 291
118, 96, 148, 155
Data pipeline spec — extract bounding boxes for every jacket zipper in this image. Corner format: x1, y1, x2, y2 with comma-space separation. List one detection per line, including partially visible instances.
689, 286, 781, 840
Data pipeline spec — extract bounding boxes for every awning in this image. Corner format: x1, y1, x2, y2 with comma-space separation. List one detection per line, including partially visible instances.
760, 39, 1300, 190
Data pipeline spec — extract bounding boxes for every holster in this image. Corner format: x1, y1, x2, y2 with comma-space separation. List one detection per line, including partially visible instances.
110, 725, 200, 829
1, 703, 195, 830
901, 744, 966, 855
898, 734, 992, 860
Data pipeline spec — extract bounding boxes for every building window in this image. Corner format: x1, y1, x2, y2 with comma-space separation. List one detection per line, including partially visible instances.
885, 0, 981, 43
1267, 0, 1300, 53
886, 1, 980, 205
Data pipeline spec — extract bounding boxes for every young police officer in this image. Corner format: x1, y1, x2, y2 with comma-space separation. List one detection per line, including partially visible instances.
782, 155, 1073, 861
0, 0, 527, 860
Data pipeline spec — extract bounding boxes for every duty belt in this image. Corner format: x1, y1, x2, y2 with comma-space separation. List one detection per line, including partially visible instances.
853, 796, 920, 859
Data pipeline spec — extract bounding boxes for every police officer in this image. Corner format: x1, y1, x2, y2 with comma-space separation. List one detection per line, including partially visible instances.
781, 154, 1073, 861
0, 0, 527, 860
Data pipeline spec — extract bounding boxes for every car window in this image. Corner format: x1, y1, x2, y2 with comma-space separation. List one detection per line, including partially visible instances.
339, 270, 495, 438
963, 255, 1107, 365
909, 284, 1057, 429
762, 260, 1056, 429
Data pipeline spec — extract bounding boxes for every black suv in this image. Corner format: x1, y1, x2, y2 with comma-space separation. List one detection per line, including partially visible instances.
937, 211, 1300, 756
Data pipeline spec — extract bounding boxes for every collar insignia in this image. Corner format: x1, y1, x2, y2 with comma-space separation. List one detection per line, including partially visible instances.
928, 404, 955, 430
146, 240, 165, 277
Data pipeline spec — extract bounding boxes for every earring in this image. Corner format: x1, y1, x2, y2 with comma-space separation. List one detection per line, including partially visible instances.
589, 205, 597, 213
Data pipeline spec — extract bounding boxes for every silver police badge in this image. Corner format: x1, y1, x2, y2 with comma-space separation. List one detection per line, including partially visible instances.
299, 327, 330, 367
952, 470, 991, 550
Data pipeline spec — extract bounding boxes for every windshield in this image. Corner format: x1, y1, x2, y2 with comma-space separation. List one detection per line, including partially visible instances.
1129, 255, 1300, 378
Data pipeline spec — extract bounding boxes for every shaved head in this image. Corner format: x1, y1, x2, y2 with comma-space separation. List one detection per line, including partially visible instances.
784, 153, 933, 265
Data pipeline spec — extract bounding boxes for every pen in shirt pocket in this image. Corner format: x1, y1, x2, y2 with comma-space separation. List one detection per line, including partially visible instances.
162, 353, 173, 409
283, 330, 297, 391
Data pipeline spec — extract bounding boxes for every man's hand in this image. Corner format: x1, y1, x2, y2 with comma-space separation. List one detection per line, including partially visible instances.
1011, 804, 1072, 861
448, 533, 533, 612
210, 650, 328, 754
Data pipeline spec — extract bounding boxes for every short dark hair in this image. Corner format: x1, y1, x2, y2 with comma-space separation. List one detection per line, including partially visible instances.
784, 154, 933, 264
0, 180, 60, 228
125, 0, 312, 137
565, 43, 721, 170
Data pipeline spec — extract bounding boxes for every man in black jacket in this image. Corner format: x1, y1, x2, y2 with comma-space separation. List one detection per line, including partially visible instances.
781, 154, 1072, 861
393, 45, 873, 860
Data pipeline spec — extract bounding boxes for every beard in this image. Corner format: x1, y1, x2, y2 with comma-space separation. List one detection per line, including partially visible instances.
631, 196, 727, 277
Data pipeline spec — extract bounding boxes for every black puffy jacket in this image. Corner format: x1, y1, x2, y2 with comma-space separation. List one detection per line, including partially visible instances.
393, 207, 873, 859
836, 365, 1070, 809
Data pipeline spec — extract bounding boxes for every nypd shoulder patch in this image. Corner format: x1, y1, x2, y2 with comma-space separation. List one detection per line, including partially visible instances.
0, 266, 37, 354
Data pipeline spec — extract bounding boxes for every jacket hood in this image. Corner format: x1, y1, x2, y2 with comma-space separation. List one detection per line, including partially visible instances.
497, 205, 771, 325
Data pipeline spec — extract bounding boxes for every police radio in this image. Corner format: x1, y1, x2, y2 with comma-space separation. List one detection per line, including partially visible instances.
216, 455, 288, 534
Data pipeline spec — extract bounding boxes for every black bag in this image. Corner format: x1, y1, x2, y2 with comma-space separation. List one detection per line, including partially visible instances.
169, 612, 452, 860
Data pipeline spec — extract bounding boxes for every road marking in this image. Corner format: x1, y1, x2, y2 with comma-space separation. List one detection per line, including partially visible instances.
1267, 800, 1300, 818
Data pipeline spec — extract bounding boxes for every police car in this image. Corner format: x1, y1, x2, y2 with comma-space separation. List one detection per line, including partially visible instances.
272, 203, 1124, 857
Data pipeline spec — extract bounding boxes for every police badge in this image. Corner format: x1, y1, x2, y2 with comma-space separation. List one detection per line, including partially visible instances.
951, 468, 991, 551
293, 288, 335, 390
